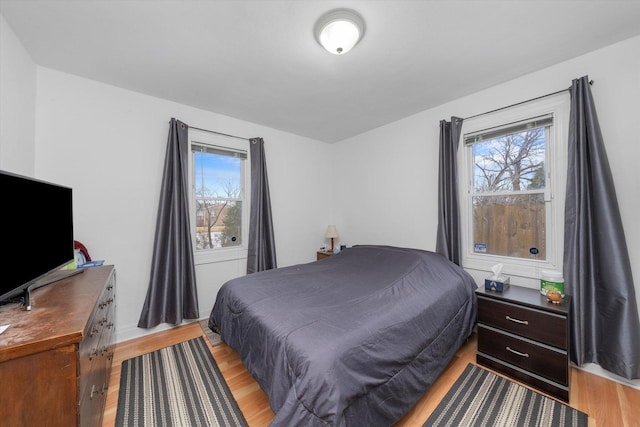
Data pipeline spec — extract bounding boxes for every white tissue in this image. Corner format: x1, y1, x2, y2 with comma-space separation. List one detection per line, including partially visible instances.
490, 263, 504, 279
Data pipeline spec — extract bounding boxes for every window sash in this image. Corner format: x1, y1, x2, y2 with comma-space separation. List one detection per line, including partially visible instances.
464, 114, 553, 145
188, 128, 250, 264
469, 123, 550, 201
191, 143, 246, 252
471, 193, 547, 259
196, 196, 243, 202
191, 142, 247, 159
466, 119, 550, 262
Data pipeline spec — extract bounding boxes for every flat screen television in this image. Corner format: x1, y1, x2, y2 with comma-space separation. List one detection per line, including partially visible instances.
0, 170, 77, 306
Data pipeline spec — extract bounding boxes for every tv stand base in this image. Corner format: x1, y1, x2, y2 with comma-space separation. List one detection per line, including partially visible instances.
23, 268, 85, 310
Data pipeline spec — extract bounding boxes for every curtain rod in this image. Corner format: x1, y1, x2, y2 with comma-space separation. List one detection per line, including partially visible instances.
463, 79, 594, 121
187, 124, 251, 142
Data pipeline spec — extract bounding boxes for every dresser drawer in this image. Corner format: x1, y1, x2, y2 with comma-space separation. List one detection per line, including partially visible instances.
477, 354, 569, 402
478, 325, 568, 385
79, 380, 106, 427
78, 283, 112, 384
477, 297, 567, 349
78, 311, 104, 394
79, 269, 116, 427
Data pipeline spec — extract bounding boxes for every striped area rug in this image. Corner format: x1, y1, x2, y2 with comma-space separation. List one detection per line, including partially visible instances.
424, 364, 588, 427
116, 336, 247, 427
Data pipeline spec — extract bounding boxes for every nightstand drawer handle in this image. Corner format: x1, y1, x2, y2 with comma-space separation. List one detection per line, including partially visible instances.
506, 315, 528, 325
506, 346, 529, 358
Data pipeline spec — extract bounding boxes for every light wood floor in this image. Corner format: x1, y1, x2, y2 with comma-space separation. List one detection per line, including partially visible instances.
102, 321, 640, 427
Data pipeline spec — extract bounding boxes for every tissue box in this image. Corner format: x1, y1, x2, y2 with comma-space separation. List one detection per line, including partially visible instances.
484, 276, 510, 292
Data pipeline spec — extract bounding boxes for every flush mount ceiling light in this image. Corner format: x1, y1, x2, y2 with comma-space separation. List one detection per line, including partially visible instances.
314, 9, 365, 55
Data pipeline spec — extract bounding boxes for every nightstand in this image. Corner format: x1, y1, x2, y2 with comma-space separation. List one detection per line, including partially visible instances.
317, 250, 333, 260
476, 285, 571, 402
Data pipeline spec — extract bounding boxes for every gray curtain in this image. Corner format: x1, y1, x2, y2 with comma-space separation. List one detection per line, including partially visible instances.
138, 118, 198, 328
247, 137, 277, 273
564, 76, 640, 379
436, 117, 464, 265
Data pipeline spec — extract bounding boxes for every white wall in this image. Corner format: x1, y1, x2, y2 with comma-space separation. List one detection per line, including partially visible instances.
0, 14, 35, 175
334, 35, 640, 387
34, 68, 333, 342
3, 10, 639, 385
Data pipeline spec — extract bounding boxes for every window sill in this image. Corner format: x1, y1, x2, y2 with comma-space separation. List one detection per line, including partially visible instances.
194, 247, 247, 265
463, 254, 560, 281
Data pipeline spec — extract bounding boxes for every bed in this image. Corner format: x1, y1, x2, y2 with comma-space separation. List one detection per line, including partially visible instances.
209, 245, 477, 426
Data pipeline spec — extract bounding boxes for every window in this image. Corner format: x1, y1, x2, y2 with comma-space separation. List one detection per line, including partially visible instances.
467, 115, 550, 260
459, 95, 569, 277
189, 129, 249, 263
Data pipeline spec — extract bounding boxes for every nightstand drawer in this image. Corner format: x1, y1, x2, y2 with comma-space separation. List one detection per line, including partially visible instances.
478, 325, 568, 385
478, 297, 567, 349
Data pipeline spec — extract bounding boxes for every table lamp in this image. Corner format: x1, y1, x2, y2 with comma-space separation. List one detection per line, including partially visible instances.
325, 225, 339, 252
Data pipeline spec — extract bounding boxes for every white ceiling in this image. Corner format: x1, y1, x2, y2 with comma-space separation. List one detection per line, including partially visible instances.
2, 0, 640, 143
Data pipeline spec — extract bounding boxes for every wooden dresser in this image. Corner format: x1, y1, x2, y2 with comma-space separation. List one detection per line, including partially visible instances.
476, 285, 571, 402
0, 265, 116, 426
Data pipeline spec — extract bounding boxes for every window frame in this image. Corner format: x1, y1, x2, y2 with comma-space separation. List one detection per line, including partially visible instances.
188, 128, 250, 265
458, 94, 569, 279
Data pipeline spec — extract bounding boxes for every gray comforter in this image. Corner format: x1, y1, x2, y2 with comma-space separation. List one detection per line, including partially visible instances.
209, 245, 477, 426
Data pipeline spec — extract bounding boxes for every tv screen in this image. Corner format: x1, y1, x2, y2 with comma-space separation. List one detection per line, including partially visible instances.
0, 170, 74, 304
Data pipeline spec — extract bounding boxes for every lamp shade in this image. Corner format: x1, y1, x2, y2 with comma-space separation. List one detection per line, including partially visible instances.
314, 9, 365, 55
325, 225, 339, 239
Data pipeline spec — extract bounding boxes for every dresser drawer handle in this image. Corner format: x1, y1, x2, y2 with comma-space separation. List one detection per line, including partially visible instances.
506, 346, 529, 357
506, 315, 528, 325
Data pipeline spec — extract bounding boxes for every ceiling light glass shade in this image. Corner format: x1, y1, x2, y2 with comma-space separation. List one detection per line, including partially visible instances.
315, 9, 365, 55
